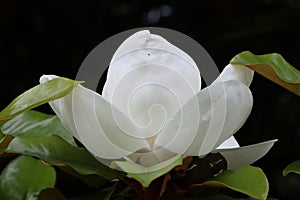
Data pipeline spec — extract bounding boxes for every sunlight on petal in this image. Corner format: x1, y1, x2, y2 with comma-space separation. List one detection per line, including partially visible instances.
40, 75, 80, 140
102, 30, 201, 144
103, 30, 201, 99
40, 75, 150, 159
210, 64, 253, 148
216, 64, 254, 87
217, 136, 239, 149
155, 80, 251, 156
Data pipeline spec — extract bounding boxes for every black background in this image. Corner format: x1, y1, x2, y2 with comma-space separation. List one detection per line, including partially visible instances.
0, 0, 300, 199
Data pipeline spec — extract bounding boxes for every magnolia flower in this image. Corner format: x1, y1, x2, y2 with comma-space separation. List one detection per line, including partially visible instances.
40, 30, 276, 171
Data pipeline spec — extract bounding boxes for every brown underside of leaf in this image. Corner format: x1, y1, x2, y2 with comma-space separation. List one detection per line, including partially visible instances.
246, 64, 300, 96
41, 160, 67, 167
0, 134, 14, 148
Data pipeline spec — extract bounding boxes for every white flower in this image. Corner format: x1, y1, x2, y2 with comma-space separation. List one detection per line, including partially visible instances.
40, 30, 276, 170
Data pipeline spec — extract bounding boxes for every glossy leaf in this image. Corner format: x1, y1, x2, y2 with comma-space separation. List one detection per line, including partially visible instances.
283, 160, 300, 176
0, 155, 56, 200
115, 154, 182, 187
203, 165, 268, 200
0, 77, 81, 124
1, 110, 75, 145
230, 51, 300, 96
6, 134, 124, 180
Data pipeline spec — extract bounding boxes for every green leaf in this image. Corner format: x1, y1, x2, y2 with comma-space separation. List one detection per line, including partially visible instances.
202, 165, 268, 200
115, 155, 182, 187
0, 77, 81, 124
6, 134, 124, 180
1, 110, 75, 145
0, 155, 56, 200
283, 160, 300, 176
230, 51, 300, 96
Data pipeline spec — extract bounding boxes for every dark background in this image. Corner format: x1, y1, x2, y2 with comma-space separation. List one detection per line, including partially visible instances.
0, 0, 300, 199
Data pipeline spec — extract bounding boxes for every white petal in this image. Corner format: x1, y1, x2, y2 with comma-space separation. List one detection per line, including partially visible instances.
40, 75, 150, 159
103, 30, 200, 99
217, 136, 239, 149
216, 139, 277, 169
40, 75, 80, 139
215, 64, 254, 87
154, 79, 252, 156
211, 65, 253, 148
102, 30, 201, 143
